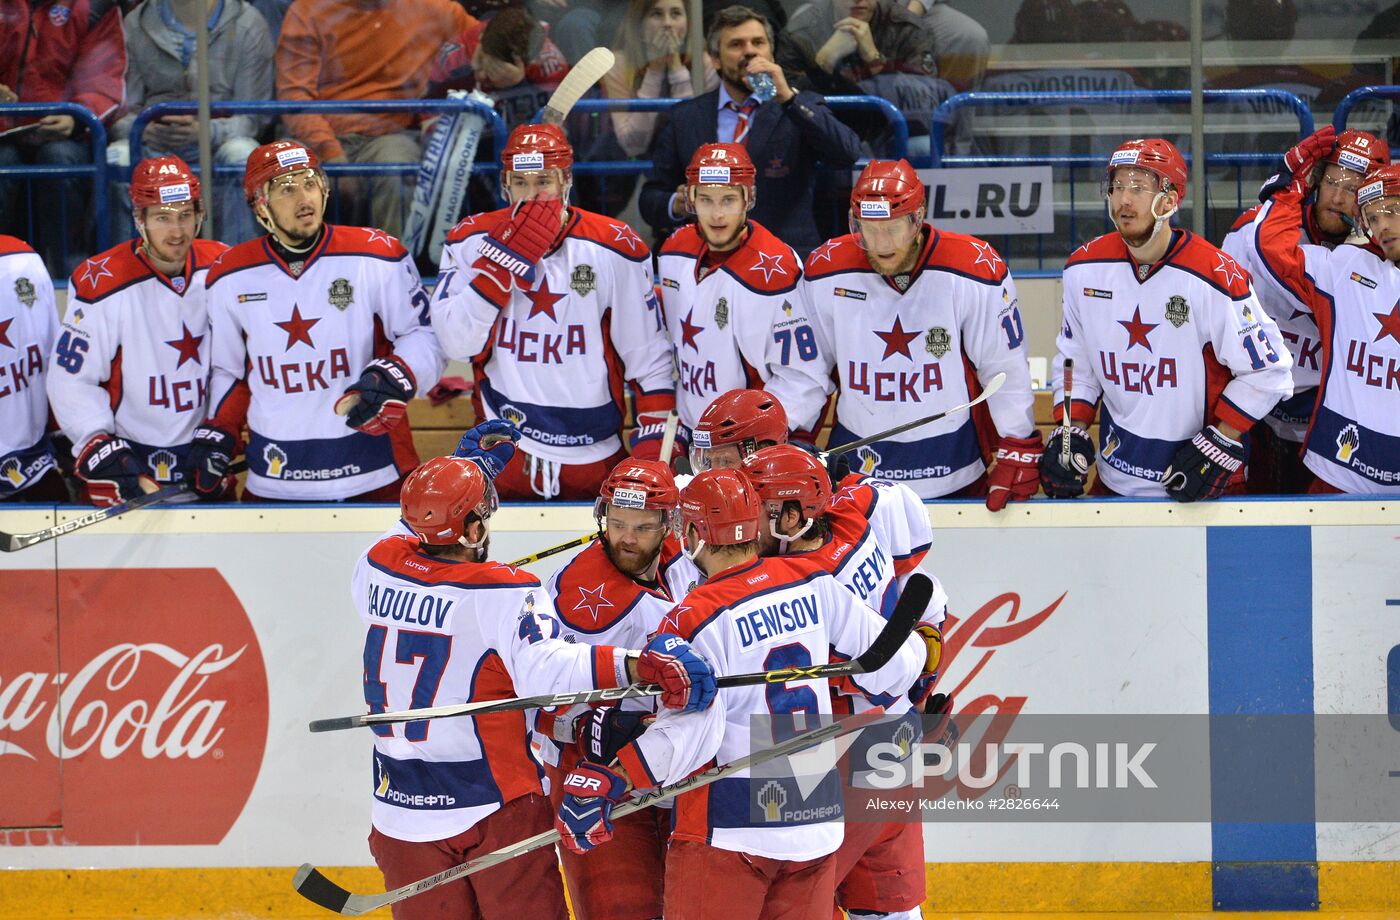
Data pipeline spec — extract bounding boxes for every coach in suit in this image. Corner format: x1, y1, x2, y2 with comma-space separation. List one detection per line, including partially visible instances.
640, 5, 862, 256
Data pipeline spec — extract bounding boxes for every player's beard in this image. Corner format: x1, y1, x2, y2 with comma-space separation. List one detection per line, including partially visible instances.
274, 210, 324, 248
700, 219, 745, 252
603, 533, 662, 579
866, 229, 925, 277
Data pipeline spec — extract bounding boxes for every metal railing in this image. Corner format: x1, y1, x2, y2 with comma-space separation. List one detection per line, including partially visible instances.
0, 102, 111, 272
1332, 85, 1400, 143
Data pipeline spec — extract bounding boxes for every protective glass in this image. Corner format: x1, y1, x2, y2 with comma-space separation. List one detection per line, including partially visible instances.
691, 187, 748, 219
688, 441, 748, 473
849, 213, 920, 253
1320, 169, 1364, 194
267, 171, 324, 201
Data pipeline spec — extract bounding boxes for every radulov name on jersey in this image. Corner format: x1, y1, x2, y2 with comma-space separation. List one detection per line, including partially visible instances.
735, 593, 820, 648
366, 584, 455, 629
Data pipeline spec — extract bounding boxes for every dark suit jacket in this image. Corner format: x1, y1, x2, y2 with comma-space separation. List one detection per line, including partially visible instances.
640, 88, 862, 255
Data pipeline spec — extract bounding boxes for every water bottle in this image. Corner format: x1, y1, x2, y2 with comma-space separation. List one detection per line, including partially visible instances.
747, 71, 777, 105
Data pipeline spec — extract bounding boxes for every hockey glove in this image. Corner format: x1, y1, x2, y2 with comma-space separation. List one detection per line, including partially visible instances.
1258, 125, 1336, 202
454, 418, 520, 479
336, 355, 416, 436
187, 425, 238, 499
1162, 425, 1245, 502
985, 433, 1044, 511
628, 411, 672, 462
75, 434, 155, 506
636, 633, 717, 713
907, 622, 944, 708
475, 197, 563, 288
923, 692, 960, 749
1040, 426, 1095, 499
575, 707, 653, 765
555, 760, 629, 855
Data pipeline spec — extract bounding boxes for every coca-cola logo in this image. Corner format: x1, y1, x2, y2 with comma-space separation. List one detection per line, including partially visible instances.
1, 569, 268, 845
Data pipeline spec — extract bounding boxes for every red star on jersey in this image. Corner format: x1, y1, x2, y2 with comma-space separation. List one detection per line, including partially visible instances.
874, 315, 919, 360
971, 240, 1003, 273
679, 307, 704, 351
78, 255, 114, 287
614, 224, 642, 252
1118, 306, 1158, 352
808, 240, 841, 265
574, 584, 616, 623
525, 279, 565, 321
164, 323, 204, 368
0, 318, 12, 349
275, 303, 320, 351
1213, 251, 1246, 289
750, 251, 788, 283
363, 227, 395, 246
1373, 302, 1400, 346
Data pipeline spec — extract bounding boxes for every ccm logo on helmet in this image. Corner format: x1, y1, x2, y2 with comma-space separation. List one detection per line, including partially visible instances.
276, 149, 310, 168
512, 153, 545, 171
159, 184, 192, 203
859, 200, 892, 218
698, 166, 731, 184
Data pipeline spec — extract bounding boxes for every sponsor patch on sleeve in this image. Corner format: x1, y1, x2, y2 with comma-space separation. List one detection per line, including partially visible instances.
1083, 287, 1113, 299
1350, 271, 1378, 289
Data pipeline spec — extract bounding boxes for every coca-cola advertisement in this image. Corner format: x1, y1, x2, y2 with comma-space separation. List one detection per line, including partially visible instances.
1, 568, 268, 845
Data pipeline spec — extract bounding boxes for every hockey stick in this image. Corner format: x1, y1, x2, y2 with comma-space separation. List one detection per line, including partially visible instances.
540, 48, 616, 126
0, 459, 248, 552
1059, 358, 1074, 467
294, 709, 884, 915
658, 410, 680, 465
823, 372, 1006, 458
309, 573, 930, 733
505, 532, 593, 567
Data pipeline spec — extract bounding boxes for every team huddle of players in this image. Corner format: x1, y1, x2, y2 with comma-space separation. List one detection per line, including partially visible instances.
357, 390, 946, 920
4, 115, 1398, 507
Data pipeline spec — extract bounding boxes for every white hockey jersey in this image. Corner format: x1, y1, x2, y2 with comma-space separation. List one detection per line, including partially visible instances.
353, 535, 634, 842
802, 230, 1036, 498
204, 226, 445, 500
656, 221, 831, 434
614, 554, 923, 862
1054, 230, 1294, 497
49, 238, 227, 485
0, 236, 59, 496
1221, 203, 1332, 440
1252, 192, 1400, 493
432, 208, 674, 466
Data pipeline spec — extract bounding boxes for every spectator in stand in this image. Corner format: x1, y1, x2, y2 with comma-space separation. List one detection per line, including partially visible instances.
112, 0, 274, 244
640, 5, 861, 256
903, 0, 987, 91
276, 0, 475, 239
427, 7, 569, 130
603, 0, 719, 158
0, 0, 127, 275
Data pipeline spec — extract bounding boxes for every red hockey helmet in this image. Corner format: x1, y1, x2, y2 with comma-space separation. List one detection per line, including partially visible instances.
1105, 138, 1188, 201
1355, 164, 1400, 247
690, 389, 789, 472
1328, 129, 1390, 176
850, 159, 926, 221
502, 122, 573, 173
401, 456, 499, 546
243, 140, 324, 207
686, 143, 756, 194
678, 468, 761, 551
595, 458, 681, 529
130, 155, 202, 212
741, 444, 831, 525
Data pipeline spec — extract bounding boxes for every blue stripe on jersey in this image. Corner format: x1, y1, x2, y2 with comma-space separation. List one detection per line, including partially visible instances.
1097, 404, 1184, 485
705, 770, 843, 829
371, 751, 503, 810
1269, 387, 1317, 428
479, 379, 622, 448
0, 435, 58, 496
1307, 405, 1400, 483
246, 430, 396, 481
829, 419, 982, 485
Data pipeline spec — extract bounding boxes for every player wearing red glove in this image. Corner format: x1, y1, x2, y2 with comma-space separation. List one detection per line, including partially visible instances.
799, 158, 1039, 508
432, 123, 674, 499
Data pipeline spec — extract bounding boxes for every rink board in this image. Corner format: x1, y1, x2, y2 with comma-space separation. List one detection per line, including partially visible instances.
0, 497, 1397, 914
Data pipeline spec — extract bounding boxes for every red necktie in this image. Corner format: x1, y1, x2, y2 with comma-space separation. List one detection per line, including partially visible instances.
727, 99, 757, 145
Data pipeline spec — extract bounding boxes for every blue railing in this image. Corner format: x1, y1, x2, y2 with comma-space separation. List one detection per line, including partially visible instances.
1332, 85, 1400, 142
0, 102, 111, 270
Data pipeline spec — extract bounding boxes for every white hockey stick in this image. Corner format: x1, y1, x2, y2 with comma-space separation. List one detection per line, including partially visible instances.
293, 709, 883, 916
540, 48, 616, 126
657, 410, 680, 464
308, 574, 930, 733
823, 371, 1006, 458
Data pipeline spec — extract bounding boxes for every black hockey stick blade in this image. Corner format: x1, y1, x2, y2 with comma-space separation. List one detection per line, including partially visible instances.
824, 372, 1005, 458
293, 865, 352, 915
309, 575, 928, 733
853, 573, 930, 674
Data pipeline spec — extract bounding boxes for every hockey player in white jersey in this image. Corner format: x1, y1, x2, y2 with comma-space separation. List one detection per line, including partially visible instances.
1251, 138, 1400, 494
657, 143, 830, 441
431, 123, 674, 500
199, 141, 445, 501
0, 236, 65, 502
48, 156, 229, 505
553, 468, 928, 920
1221, 128, 1389, 492
1040, 138, 1294, 500
355, 456, 717, 920
742, 444, 945, 920
802, 159, 1040, 508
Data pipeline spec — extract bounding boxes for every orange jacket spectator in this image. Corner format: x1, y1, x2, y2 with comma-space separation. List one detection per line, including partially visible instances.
275, 0, 475, 161
0, 0, 127, 128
